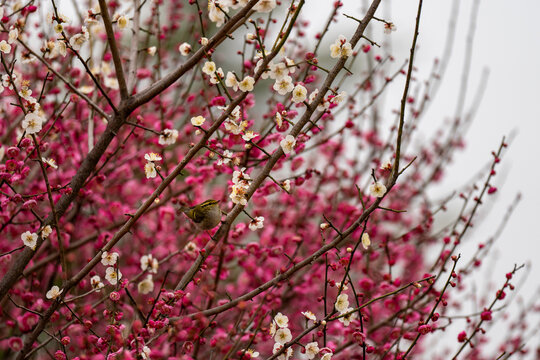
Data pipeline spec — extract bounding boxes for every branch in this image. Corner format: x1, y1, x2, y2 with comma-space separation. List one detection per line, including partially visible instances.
98, 0, 129, 99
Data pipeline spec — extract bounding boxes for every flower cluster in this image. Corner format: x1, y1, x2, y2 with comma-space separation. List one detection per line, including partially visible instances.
0, 1, 533, 359
230, 167, 251, 205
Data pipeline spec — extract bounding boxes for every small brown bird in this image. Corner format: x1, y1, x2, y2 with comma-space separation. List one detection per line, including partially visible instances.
182, 199, 222, 230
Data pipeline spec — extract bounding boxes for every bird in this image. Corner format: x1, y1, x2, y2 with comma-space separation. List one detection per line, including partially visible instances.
181, 199, 222, 230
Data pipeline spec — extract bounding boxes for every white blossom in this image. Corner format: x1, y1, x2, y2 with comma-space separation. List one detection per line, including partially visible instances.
115, 14, 129, 29
159, 128, 179, 146
305, 342, 320, 359
144, 153, 162, 162
362, 233, 371, 249
274, 312, 289, 328
101, 251, 119, 266
242, 131, 258, 142
273, 343, 293, 360
144, 162, 157, 179
41, 225, 53, 238
22, 112, 44, 134
280, 135, 296, 154
209, 67, 224, 84
291, 84, 307, 103
179, 42, 192, 56
254, 0, 277, 12
301, 311, 317, 321
140, 254, 159, 273
90, 275, 105, 291
138, 275, 154, 294
147, 46, 157, 56
269, 62, 289, 80
274, 328, 292, 344
202, 61, 217, 75
21, 231, 38, 250
330, 35, 353, 58
338, 307, 357, 326
225, 72, 239, 91
384, 22, 397, 34
46, 285, 63, 300
8, 28, 18, 44
0, 40, 11, 54
105, 266, 122, 285
217, 150, 233, 166
239, 76, 255, 92
369, 181, 387, 198
273, 76, 294, 95
334, 293, 349, 313
191, 115, 206, 127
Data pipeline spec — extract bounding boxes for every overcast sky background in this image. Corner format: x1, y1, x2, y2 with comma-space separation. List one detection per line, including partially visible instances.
304, 0, 540, 355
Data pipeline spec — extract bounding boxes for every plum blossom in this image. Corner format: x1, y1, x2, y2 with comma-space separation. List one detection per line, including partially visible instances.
140, 254, 159, 273
140, 345, 151, 359
274, 328, 292, 344
115, 14, 129, 29
138, 275, 154, 295
338, 307, 357, 326
274, 312, 289, 328
90, 275, 104, 291
242, 131, 258, 142
42, 157, 58, 169
46, 286, 63, 300
191, 116, 206, 127
41, 225, 53, 238
225, 72, 239, 91
369, 181, 387, 198
202, 61, 217, 75
69, 27, 89, 51
218, 150, 233, 165
282, 179, 291, 192
254, 0, 277, 12
144, 162, 157, 179
101, 251, 119, 266
105, 267, 122, 285
239, 76, 255, 92
230, 168, 251, 205
179, 42, 192, 56
242, 349, 259, 358
301, 311, 317, 321
330, 35, 353, 58
269, 62, 289, 80
208, 0, 228, 27
291, 84, 307, 103
305, 342, 320, 359
21, 231, 38, 250
248, 216, 264, 231
8, 28, 18, 44
0, 40, 11, 54
159, 129, 178, 146
321, 351, 333, 360
273, 76, 294, 95
273, 343, 293, 360
144, 153, 162, 162
362, 233, 371, 249
335, 293, 349, 313
384, 22, 397, 34
22, 112, 44, 134
280, 135, 296, 154
209, 67, 224, 84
